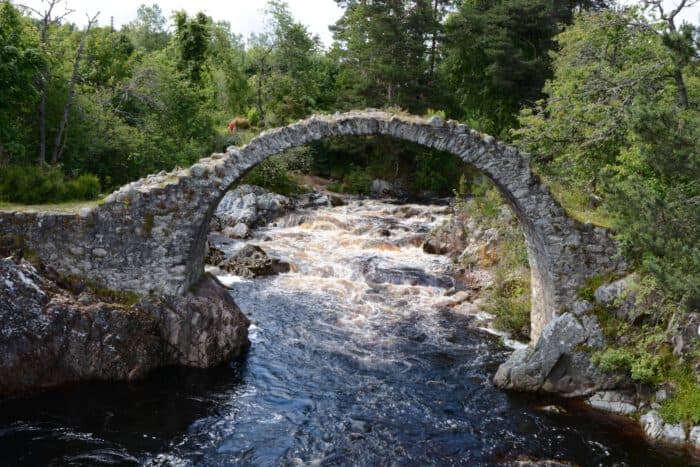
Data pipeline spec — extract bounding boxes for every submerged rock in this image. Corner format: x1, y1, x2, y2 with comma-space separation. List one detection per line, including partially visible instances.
358, 257, 454, 289
0, 258, 249, 395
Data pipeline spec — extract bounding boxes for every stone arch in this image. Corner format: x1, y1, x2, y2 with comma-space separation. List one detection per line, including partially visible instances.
1, 110, 623, 341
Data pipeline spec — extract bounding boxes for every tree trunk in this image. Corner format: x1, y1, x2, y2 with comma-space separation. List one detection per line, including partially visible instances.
37, 17, 50, 165
673, 67, 689, 109
256, 66, 265, 127
429, 0, 439, 78
51, 14, 97, 165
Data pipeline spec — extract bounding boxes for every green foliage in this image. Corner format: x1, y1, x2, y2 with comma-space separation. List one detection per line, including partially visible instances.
0, 0, 44, 162
660, 366, 700, 424
173, 11, 211, 83
65, 174, 101, 200
460, 181, 531, 341
413, 150, 463, 194
242, 156, 304, 196
0, 166, 100, 203
331, 0, 449, 113
441, 0, 586, 136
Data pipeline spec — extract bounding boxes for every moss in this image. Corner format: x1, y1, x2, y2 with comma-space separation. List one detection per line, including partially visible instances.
90, 287, 140, 307
577, 272, 620, 302
0, 199, 102, 213
55, 274, 141, 307
143, 212, 155, 238
659, 366, 700, 424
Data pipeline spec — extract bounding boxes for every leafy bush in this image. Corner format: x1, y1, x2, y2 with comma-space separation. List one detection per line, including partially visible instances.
344, 166, 373, 194
242, 156, 304, 196
0, 166, 101, 204
65, 174, 101, 200
246, 107, 260, 127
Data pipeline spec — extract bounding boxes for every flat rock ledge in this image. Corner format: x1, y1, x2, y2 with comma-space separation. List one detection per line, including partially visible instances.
493, 312, 627, 397
0, 258, 249, 395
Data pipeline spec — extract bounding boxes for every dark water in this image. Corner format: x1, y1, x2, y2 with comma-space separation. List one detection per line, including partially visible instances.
0, 200, 696, 466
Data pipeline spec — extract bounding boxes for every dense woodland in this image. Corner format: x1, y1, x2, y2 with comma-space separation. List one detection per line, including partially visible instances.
1, 0, 699, 414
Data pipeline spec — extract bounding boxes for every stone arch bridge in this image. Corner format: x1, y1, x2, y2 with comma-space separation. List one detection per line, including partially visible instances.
0, 110, 622, 341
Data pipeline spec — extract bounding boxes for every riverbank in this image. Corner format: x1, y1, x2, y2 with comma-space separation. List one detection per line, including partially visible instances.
0, 256, 249, 395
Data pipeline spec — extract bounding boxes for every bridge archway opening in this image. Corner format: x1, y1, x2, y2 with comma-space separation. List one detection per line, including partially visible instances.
206, 133, 534, 338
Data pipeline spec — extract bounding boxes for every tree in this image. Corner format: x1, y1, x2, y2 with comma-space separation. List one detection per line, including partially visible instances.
51, 12, 99, 164
515, 7, 700, 310
123, 3, 168, 53
514, 8, 673, 189
173, 11, 211, 84
441, 0, 603, 135
21, 0, 74, 164
0, 0, 43, 163
331, 0, 447, 113
248, 1, 328, 126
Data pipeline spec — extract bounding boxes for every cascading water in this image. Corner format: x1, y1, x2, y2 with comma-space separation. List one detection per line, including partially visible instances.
0, 199, 694, 466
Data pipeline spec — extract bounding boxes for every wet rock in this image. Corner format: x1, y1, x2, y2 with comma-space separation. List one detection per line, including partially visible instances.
538, 405, 567, 414
206, 245, 226, 265
0, 258, 249, 395
223, 222, 249, 239
690, 426, 700, 450
329, 194, 345, 207
371, 179, 393, 197
359, 257, 454, 289
213, 185, 291, 233
141, 274, 250, 368
220, 244, 280, 278
640, 410, 687, 447
587, 391, 637, 415
494, 313, 626, 396
294, 191, 330, 209
640, 411, 664, 439
393, 205, 421, 219
508, 457, 574, 466
422, 237, 450, 255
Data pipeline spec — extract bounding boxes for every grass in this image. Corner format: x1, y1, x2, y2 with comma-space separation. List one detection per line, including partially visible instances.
660, 365, 700, 424
0, 199, 103, 213
545, 179, 615, 229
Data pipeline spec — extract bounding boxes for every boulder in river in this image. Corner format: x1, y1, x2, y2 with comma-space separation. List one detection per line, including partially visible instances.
494, 312, 628, 396
359, 257, 454, 289
212, 185, 292, 233
220, 244, 290, 278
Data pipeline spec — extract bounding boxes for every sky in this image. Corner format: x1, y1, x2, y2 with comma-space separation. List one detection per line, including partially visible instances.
14, 0, 345, 47
13, 0, 700, 48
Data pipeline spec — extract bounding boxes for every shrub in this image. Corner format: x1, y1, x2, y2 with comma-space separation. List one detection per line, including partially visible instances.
65, 174, 101, 200
0, 166, 101, 204
345, 166, 373, 194
246, 108, 260, 127
243, 156, 304, 196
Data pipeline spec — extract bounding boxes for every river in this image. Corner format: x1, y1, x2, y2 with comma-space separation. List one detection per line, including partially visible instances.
0, 199, 695, 466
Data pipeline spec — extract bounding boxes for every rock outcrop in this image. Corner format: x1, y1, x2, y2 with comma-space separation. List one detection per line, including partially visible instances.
493, 312, 627, 396
0, 258, 249, 395
219, 244, 289, 278
211, 184, 292, 237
